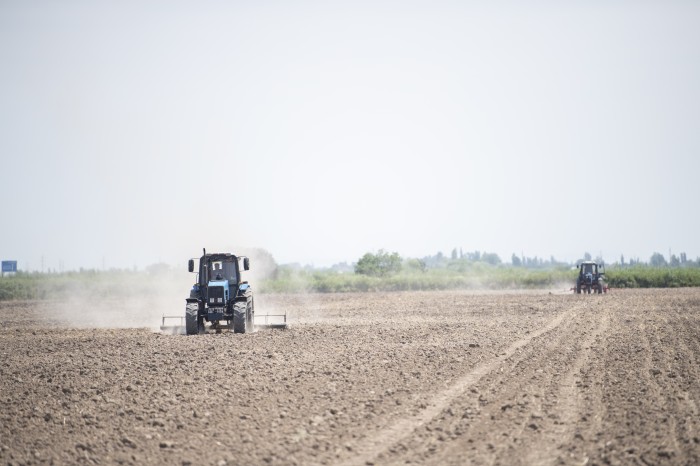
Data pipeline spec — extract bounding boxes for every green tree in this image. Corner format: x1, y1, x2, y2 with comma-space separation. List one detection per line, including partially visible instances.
406, 258, 427, 273
466, 250, 481, 261
511, 253, 522, 267
355, 250, 402, 277
650, 252, 667, 267
481, 252, 501, 265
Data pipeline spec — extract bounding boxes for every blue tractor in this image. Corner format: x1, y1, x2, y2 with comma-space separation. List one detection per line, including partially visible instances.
185, 249, 254, 334
576, 261, 606, 294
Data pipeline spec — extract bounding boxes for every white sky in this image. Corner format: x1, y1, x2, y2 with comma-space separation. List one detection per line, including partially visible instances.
1, 0, 698, 270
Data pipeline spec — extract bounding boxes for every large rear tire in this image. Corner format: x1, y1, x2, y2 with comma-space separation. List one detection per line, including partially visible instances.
233, 301, 248, 334
186, 302, 204, 335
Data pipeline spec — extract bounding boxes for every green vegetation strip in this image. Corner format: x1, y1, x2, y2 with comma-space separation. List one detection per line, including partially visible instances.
262, 266, 700, 293
0, 271, 164, 301
2, 266, 700, 300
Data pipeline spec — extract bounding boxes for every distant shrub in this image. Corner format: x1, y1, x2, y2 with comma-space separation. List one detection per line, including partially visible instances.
355, 250, 402, 277
257, 265, 577, 293
606, 267, 700, 288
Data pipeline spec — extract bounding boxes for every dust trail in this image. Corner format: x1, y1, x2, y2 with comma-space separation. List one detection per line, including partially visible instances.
38, 268, 194, 331
254, 290, 323, 328
340, 307, 576, 466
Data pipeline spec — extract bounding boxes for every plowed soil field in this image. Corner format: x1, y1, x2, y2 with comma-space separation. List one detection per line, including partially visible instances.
1, 289, 699, 465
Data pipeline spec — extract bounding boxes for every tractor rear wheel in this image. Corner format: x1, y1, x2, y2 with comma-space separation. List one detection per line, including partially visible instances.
233, 301, 248, 333
186, 302, 204, 335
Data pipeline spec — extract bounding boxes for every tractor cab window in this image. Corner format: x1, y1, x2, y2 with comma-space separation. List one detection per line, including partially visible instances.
583, 264, 594, 274
209, 261, 237, 282
211, 262, 225, 280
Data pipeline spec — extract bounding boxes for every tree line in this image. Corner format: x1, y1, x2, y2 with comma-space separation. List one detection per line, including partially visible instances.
353, 249, 700, 277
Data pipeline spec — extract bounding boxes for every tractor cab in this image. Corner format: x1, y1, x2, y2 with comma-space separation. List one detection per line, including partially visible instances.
581, 262, 597, 276
188, 253, 249, 289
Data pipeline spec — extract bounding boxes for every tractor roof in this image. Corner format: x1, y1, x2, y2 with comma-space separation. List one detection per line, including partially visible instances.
201, 253, 237, 261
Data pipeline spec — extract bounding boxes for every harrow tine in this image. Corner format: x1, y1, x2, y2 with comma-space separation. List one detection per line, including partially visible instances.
160, 315, 186, 334
254, 311, 289, 330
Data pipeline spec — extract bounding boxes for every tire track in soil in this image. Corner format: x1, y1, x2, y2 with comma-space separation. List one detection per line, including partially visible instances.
639, 317, 683, 457
340, 306, 577, 466
415, 299, 606, 466
570, 291, 700, 466
521, 303, 610, 466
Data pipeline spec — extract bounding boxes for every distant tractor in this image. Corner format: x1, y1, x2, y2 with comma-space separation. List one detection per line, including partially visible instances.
576, 261, 606, 294
159, 248, 288, 335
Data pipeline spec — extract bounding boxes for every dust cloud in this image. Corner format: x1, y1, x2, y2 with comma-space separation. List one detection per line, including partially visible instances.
37, 268, 195, 331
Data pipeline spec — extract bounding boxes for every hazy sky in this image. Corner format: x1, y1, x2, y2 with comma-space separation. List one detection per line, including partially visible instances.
1, 0, 698, 270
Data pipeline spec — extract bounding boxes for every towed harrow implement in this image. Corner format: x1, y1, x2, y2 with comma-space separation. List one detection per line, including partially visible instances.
160, 311, 289, 334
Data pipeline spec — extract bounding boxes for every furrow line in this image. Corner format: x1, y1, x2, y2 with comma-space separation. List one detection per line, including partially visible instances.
341, 307, 577, 466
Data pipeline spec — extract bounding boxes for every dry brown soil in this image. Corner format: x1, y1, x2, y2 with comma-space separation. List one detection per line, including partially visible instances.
1, 289, 699, 465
